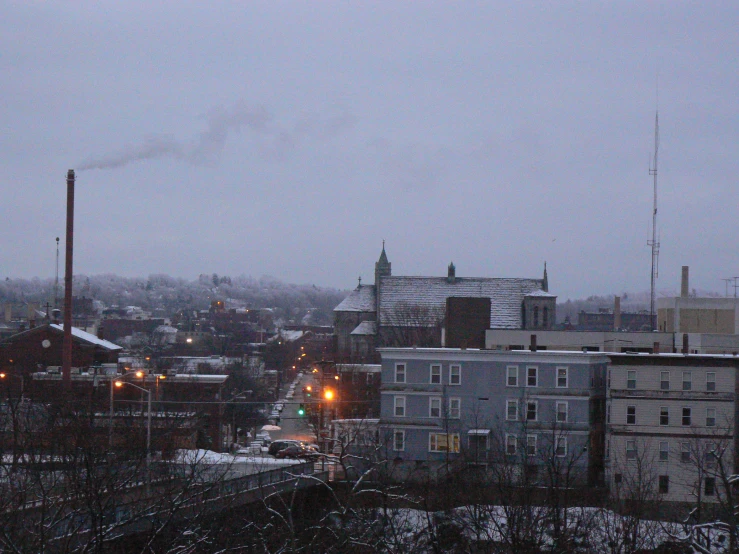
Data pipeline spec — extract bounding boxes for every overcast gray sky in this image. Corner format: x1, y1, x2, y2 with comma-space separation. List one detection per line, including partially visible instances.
2, 2, 737, 300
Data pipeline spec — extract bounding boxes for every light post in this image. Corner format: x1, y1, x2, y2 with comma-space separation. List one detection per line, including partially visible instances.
114, 379, 152, 495
0, 372, 25, 398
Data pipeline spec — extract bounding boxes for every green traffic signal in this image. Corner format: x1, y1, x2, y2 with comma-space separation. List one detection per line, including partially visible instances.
298, 403, 305, 416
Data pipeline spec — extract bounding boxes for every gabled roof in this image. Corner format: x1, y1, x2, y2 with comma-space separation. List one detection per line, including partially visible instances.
334, 285, 376, 313
1, 323, 122, 351
351, 321, 377, 335
379, 276, 545, 329
50, 324, 123, 351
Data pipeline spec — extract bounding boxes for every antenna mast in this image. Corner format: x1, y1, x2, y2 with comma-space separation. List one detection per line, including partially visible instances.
648, 110, 660, 329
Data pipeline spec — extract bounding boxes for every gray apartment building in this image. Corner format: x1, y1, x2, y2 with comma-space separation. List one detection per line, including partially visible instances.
606, 353, 739, 505
378, 348, 608, 483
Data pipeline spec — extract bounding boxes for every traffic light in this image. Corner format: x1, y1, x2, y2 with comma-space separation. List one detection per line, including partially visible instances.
297, 403, 306, 416
305, 385, 312, 397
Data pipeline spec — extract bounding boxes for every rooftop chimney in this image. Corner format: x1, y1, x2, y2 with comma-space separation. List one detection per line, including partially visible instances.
614, 296, 621, 331
681, 266, 690, 298
682, 333, 689, 355
530, 334, 537, 352
447, 262, 456, 283
653, 341, 660, 354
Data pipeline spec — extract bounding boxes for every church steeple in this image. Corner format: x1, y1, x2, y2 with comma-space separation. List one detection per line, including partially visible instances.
542, 261, 549, 292
374, 240, 391, 284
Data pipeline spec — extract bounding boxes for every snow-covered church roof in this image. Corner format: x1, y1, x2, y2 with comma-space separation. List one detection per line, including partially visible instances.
333, 285, 376, 313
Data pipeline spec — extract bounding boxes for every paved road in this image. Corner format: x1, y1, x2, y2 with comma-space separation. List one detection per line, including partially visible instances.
267, 374, 316, 444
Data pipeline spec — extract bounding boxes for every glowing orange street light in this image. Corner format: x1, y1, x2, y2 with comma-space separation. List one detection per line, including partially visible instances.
324, 389, 334, 401
135, 371, 144, 378
114, 381, 123, 388
0, 373, 5, 379
334, 375, 340, 380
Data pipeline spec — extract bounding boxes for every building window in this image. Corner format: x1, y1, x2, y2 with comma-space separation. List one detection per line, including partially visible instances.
626, 405, 636, 425
557, 401, 568, 423
555, 436, 567, 457
626, 440, 636, 460
507, 366, 518, 387
606, 404, 610, 424
660, 407, 669, 426
627, 370, 636, 390
393, 430, 405, 451
706, 372, 716, 391
660, 371, 670, 390
557, 367, 568, 388
659, 441, 669, 462
429, 397, 441, 418
682, 407, 692, 426
607, 369, 611, 388
659, 475, 669, 494
449, 364, 461, 385
394, 396, 406, 417
429, 433, 460, 453
614, 473, 623, 484
706, 407, 716, 427
507, 400, 518, 421
543, 306, 549, 327
526, 401, 538, 421
527, 367, 538, 387
395, 364, 406, 384
681, 443, 691, 463
705, 477, 716, 496
430, 364, 441, 384
682, 371, 692, 391
448, 397, 461, 419
526, 434, 537, 456
534, 306, 539, 327
506, 434, 517, 455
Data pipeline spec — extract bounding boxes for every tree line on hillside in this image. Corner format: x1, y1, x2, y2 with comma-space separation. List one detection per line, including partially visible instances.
0, 274, 348, 325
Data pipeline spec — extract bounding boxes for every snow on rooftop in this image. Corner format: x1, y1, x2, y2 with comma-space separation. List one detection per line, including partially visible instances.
51, 324, 122, 351
379, 276, 545, 329
351, 321, 377, 335
334, 285, 376, 312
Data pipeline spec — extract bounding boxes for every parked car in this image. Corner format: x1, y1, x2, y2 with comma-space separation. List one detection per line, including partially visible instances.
275, 444, 320, 460
268, 439, 302, 456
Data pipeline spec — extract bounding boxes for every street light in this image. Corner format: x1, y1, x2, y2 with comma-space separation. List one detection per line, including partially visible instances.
0, 372, 24, 397
114, 379, 152, 495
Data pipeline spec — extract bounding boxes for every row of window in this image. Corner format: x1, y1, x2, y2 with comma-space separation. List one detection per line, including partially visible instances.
393, 395, 461, 418
392, 431, 461, 453
622, 440, 721, 466
394, 363, 461, 385
506, 366, 569, 388
507, 399, 570, 423
506, 434, 567, 457
614, 473, 716, 496
392, 430, 566, 457
623, 369, 717, 391
614, 405, 717, 427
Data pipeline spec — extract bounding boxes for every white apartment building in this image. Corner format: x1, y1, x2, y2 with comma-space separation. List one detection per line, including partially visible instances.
606, 353, 739, 505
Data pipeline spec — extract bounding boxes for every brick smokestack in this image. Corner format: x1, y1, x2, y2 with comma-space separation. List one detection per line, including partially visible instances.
614, 296, 621, 331
681, 266, 690, 298
62, 169, 75, 388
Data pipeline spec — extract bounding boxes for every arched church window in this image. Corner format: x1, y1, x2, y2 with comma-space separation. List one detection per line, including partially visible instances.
534, 306, 539, 327
543, 307, 549, 328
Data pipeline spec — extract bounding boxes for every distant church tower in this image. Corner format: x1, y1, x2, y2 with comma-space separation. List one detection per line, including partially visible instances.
375, 242, 391, 284
375, 242, 391, 319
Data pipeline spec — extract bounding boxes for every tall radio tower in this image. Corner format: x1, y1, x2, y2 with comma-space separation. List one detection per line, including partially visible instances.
648, 109, 660, 329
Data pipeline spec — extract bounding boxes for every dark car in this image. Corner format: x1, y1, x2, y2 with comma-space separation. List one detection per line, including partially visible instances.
268, 439, 302, 456
275, 444, 319, 459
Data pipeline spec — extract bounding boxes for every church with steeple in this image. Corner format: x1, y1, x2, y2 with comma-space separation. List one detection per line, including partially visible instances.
333, 245, 555, 362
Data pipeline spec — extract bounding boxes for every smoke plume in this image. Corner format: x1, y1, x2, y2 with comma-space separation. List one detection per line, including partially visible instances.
78, 103, 354, 171
78, 104, 272, 171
